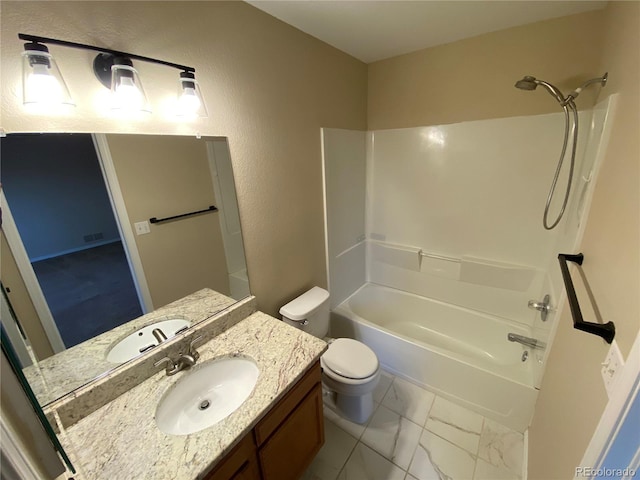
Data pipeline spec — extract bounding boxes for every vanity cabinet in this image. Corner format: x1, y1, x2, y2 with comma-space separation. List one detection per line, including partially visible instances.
203, 361, 324, 480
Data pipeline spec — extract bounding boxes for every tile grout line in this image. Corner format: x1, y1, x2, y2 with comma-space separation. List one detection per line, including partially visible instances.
316, 368, 524, 480
470, 417, 486, 480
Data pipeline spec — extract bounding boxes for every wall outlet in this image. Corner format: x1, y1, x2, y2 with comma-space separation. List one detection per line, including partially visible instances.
601, 340, 624, 397
134, 221, 151, 235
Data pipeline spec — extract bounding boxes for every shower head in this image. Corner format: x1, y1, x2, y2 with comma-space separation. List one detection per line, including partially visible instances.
514, 76, 566, 104
515, 76, 538, 91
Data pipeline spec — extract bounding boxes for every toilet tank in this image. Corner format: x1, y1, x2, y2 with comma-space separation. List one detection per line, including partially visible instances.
279, 286, 330, 339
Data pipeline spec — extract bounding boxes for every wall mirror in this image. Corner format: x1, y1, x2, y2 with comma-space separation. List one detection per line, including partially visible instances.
0, 132, 249, 408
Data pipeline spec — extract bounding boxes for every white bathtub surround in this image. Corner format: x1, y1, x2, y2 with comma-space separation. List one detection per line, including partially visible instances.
367, 248, 545, 329
459, 256, 537, 292
304, 369, 525, 480
365, 110, 608, 272
322, 128, 367, 309
371, 241, 422, 272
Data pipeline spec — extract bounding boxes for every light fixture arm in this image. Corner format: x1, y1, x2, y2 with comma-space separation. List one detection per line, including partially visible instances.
18, 33, 196, 73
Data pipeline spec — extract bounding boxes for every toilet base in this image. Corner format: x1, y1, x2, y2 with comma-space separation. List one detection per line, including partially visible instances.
322, 385, 374, 424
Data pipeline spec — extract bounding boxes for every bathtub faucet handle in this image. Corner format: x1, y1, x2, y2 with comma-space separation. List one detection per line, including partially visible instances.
528, 294, 552, 322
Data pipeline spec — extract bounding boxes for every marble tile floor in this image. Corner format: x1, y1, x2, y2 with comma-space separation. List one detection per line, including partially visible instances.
303, 370, 525, 480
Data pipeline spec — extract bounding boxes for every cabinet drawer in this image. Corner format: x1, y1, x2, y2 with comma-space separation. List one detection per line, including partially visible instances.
202, 434, 259, 480
258, 383, 324, 480
254, 361, 321, 446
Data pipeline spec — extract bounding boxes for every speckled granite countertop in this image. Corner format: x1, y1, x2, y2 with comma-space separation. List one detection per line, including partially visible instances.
25, 289, 238, 406
59, 311, 327, 480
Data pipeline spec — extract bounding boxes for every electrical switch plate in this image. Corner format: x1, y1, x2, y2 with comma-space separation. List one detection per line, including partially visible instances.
601, 340, 624, 397
134, 221, 150, 235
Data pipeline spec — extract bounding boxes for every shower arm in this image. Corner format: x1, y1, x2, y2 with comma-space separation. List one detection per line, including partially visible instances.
565, 73, 609, 103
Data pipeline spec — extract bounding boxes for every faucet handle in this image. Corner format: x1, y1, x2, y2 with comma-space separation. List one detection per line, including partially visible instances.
154, 357, 179, 375
528, 294, 552, 322
188, 335, 204, 360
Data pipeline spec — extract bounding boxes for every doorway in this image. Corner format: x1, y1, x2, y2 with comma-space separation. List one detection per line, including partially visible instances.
1, 134, 143, 349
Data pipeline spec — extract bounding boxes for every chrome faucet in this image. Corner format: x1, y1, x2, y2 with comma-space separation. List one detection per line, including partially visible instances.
507, 333, 546, 350
154, 336, 204, 376
152, 328, 168, 344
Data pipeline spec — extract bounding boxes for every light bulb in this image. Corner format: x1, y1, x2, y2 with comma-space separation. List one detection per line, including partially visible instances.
26, 64, 63, 104
178, 86, 201, 114
108, 61, 151, 114
175, 71, 207, 118
113, 76, 143, 110
22, 44, 73, 108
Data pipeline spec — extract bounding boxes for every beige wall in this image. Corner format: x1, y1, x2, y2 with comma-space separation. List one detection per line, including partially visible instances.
529, 2, 640, 478
105, 134, 231, 308
368, 10, 605, 129
0, 1, 368, 316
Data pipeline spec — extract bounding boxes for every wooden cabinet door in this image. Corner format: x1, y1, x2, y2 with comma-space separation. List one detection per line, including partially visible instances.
258, 384, 324, 480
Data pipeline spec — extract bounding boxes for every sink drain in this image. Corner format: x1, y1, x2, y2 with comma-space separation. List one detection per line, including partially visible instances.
199, 399, 211, 411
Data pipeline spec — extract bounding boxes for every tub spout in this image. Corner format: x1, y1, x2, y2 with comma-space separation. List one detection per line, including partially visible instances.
508, 333, 546, 350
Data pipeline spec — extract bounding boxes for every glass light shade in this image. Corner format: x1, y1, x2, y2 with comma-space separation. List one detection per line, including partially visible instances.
176, 73, 208, 118
110, 64, 151, 113
21, 50, 74, 106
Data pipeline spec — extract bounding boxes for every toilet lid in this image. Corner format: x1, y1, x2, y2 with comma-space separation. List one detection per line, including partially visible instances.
323, 338, 378, 380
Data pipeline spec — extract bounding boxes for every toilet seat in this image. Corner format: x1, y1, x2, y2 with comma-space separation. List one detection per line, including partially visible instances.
321, 338, 378, 380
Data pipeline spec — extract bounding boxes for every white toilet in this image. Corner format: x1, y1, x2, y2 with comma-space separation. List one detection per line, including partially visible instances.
280, 286, 380, 424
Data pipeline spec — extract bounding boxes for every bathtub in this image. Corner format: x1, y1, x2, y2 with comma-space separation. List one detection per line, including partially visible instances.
331, 283, 538, 432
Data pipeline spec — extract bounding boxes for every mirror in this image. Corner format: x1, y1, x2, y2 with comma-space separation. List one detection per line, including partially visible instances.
0, 133, 249, 407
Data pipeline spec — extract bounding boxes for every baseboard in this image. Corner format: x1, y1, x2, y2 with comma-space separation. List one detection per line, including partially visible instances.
29, 238, 121, 263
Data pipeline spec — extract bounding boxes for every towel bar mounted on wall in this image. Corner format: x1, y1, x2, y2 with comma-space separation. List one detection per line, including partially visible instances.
149, 205, 218, 225
557, 253, 615, 344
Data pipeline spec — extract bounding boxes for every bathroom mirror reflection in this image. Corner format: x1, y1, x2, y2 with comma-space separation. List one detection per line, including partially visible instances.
0, 133, 249, 407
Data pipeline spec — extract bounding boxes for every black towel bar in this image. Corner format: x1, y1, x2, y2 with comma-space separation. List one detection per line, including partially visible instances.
149, 205, 218, 224
557, 253, 615, 344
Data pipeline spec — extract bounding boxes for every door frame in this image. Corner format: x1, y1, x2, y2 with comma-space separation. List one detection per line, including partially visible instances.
577, 331, 640, 479
92, 133, 153, 312
1, 192, 66, 354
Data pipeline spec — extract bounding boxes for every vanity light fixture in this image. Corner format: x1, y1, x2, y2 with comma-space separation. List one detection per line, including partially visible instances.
176, 71, 208, 118
18, 33, 208, 118
21, 42, 74, 108
93, 53, 152, 114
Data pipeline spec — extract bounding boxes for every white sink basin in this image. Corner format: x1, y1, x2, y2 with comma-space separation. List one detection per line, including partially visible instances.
106, 318, 190, 363
155, 356, 259, 436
